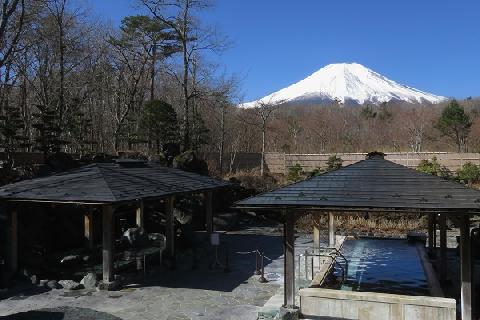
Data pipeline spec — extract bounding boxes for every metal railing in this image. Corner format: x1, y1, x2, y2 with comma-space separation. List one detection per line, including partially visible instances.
297, 246, 348, 285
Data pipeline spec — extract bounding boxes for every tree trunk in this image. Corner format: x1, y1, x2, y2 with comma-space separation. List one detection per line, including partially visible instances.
150, 43, 156, 101
261, 122, 266, 176
219, 104, 226, 175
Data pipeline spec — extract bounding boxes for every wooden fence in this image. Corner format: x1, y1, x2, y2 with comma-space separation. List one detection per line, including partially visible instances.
200, 152, 480, 175
0, 152, 44, 165
271, 152, 480, 175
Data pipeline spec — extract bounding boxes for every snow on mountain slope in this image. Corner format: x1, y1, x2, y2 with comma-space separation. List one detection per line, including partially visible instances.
240, 63, 446, 108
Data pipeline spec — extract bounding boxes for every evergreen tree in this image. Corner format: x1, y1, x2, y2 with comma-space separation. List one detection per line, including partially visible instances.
140, 100, 180, 154
190, 112, 210, 151
0, 104, 29, 169
436, 100, 472, 152
32, 105, 67, 157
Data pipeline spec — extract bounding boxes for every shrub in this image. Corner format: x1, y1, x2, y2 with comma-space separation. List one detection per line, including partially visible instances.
287, 163, 304, 182
416, 157, 451, 178
456, 162, 480, 186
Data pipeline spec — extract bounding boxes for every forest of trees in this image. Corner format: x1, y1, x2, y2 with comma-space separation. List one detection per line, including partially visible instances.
0, 0, 479, 175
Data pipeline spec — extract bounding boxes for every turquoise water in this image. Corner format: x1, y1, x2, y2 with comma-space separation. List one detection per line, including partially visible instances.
335, 239, 429, 296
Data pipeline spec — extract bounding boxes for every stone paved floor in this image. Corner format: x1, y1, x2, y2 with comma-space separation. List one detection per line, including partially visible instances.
0, 228, 285, 320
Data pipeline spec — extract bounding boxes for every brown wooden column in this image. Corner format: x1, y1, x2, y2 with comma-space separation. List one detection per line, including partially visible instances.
102, 205, 114, 283
165, 196, 175, 257
205, 191, 213, 234
284, 210, 296, 308
328, 212, 335, 247
84, 212, 94, 250
427, 213, 434, 250
9, 209, 18, 273
136, 200, 144, 229
313, 225, 320, 249
439, 213, 447, 283
460, 215, 472, 320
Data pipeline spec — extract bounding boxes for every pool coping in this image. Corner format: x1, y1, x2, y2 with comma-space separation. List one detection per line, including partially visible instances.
415, 242, 444, 297
310, 235, 347, 287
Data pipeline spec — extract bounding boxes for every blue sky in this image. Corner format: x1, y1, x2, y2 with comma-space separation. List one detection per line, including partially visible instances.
90, 0, 480, 101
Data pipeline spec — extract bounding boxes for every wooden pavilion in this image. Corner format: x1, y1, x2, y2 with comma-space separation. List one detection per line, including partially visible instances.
235, 152, 479, 320
0, 160, 230, 286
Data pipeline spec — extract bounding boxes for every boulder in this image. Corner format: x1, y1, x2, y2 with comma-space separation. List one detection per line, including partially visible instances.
60, 255, 82, 266
58, 280, 83, 290
46, 280, 60, 289
97, 280, 121, 291
173, 150, 208, 175
123, 227, 149, 247
80, 272, 97, 289
39, 279, 49, 287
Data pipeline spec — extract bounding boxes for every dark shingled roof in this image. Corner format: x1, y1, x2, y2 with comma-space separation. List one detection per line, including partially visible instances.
236, 155, 480, 212
0, 162, 231, 204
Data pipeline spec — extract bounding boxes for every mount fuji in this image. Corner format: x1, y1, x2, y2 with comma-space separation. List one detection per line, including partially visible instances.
240, 63, 446, 108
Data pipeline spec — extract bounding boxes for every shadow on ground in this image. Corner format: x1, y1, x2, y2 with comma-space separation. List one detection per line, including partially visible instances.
132, 232, 284, 292
0, 306, 122, 320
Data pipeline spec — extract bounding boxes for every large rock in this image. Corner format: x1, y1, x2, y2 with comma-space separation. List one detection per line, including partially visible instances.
80, 272, 97, 289
59, 280, 83, 290
60, 255, 82, 266
173, 151, 208, 175
46, 280, 60, 289
97, 280, 121, 291
123, 227, 149, 247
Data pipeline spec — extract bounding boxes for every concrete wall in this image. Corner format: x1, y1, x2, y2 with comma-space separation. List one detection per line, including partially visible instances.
299, 288, 456, 320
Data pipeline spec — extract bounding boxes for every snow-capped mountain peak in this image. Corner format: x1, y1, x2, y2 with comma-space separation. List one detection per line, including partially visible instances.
240, 63, 446, 108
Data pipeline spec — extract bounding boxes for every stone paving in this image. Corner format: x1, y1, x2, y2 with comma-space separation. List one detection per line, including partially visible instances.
0, 228, 285, 320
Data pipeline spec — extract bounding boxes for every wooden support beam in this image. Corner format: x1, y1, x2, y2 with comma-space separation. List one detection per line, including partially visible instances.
136, 201, 144, 229
9, 210, 18, 273
102, 205, 114, 283
460, 215, 472, 320
328, 212, 335, 247
84, 212, 94, 250
205, 191, 213, 234
284, 210, 296, 308
165, 197, 175, 258
313, 224, 321, 271
427, 213, 434, 250
313, 225, 320, 249
439, 213, 447, 283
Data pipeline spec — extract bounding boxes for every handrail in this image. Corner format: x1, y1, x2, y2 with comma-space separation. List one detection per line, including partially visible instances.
297, 246, 349, 285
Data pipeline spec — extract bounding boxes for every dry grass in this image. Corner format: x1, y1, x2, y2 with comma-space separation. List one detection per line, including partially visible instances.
296, 212, 427, 236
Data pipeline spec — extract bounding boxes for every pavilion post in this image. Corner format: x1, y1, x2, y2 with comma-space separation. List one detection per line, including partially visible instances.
427, 213, 434, 251
136, 200, 144, 229
460, 215, 472, 320
8, 209, 18, 273
313, 224, 321, 270
328, 212, 335, 247
283, 210, 296, 308
205, 191, 213, 234
165, 196, 175, 258
102, 205, 115, 283
439, 213, 447, 283
84, 211, 94, 250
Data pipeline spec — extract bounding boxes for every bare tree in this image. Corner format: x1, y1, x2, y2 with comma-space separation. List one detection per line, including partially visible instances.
0, 0, 25, 69
140, 0, 227, 151
255, 99, 282, 176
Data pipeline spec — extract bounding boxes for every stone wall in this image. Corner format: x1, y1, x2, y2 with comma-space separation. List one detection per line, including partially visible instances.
299, 288, 456, 320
